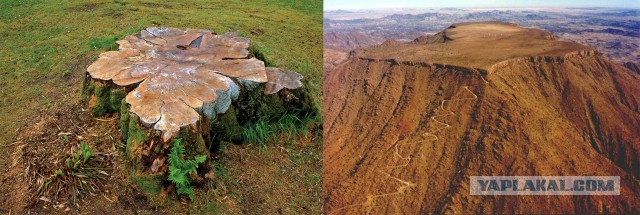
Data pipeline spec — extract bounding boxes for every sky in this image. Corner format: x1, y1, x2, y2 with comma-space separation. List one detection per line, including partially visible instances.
324, 0, 640, 10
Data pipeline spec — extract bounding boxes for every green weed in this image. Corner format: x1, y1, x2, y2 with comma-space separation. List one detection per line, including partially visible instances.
39, 142, 110, 204
61, 70, 70, 77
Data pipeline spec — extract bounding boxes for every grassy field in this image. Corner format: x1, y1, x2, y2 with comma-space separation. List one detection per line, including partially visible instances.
0, 0, 322, 213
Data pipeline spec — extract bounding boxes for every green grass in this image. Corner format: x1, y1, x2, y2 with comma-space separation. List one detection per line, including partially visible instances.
0, 0, 322, 213
241, 110, 319, 156
0, 0, 323, 148
87, 26, 143, 51
87, 36, 120, 51
243, 118, 274, 155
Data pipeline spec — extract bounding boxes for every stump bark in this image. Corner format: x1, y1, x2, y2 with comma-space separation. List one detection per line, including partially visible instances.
81, 27, 310, 198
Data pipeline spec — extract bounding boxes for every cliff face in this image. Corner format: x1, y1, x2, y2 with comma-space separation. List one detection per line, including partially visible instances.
323, 22, 640, 214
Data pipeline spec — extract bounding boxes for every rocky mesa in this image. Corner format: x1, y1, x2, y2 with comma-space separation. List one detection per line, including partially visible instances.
324, 22, 640, 214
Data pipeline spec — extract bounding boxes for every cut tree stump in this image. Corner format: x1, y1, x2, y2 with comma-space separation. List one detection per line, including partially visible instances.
81, 27, 310, 195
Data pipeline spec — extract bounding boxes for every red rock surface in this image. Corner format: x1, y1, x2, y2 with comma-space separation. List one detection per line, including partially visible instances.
324, 22, 640, 214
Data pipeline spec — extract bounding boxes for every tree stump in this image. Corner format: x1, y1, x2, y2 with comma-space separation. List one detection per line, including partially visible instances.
81, 27, 308, 197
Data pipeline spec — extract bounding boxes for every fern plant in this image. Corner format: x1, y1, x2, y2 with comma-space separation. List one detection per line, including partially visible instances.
168, 138, 207, 200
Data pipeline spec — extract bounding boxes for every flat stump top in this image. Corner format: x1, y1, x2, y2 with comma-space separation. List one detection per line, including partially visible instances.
87, 27, 303, 139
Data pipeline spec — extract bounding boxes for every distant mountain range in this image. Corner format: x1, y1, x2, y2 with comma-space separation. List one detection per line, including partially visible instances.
324, 8, 640, 65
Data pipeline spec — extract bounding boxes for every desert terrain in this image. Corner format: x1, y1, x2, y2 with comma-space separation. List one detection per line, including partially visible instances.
324, 22, 640, 214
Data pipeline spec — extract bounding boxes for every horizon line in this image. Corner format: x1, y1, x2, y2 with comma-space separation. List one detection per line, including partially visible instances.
324, 6, 640, 11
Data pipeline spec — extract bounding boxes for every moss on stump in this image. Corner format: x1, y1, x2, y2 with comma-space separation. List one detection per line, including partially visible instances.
81, 69, 316, 200
82, 77, 127, 116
